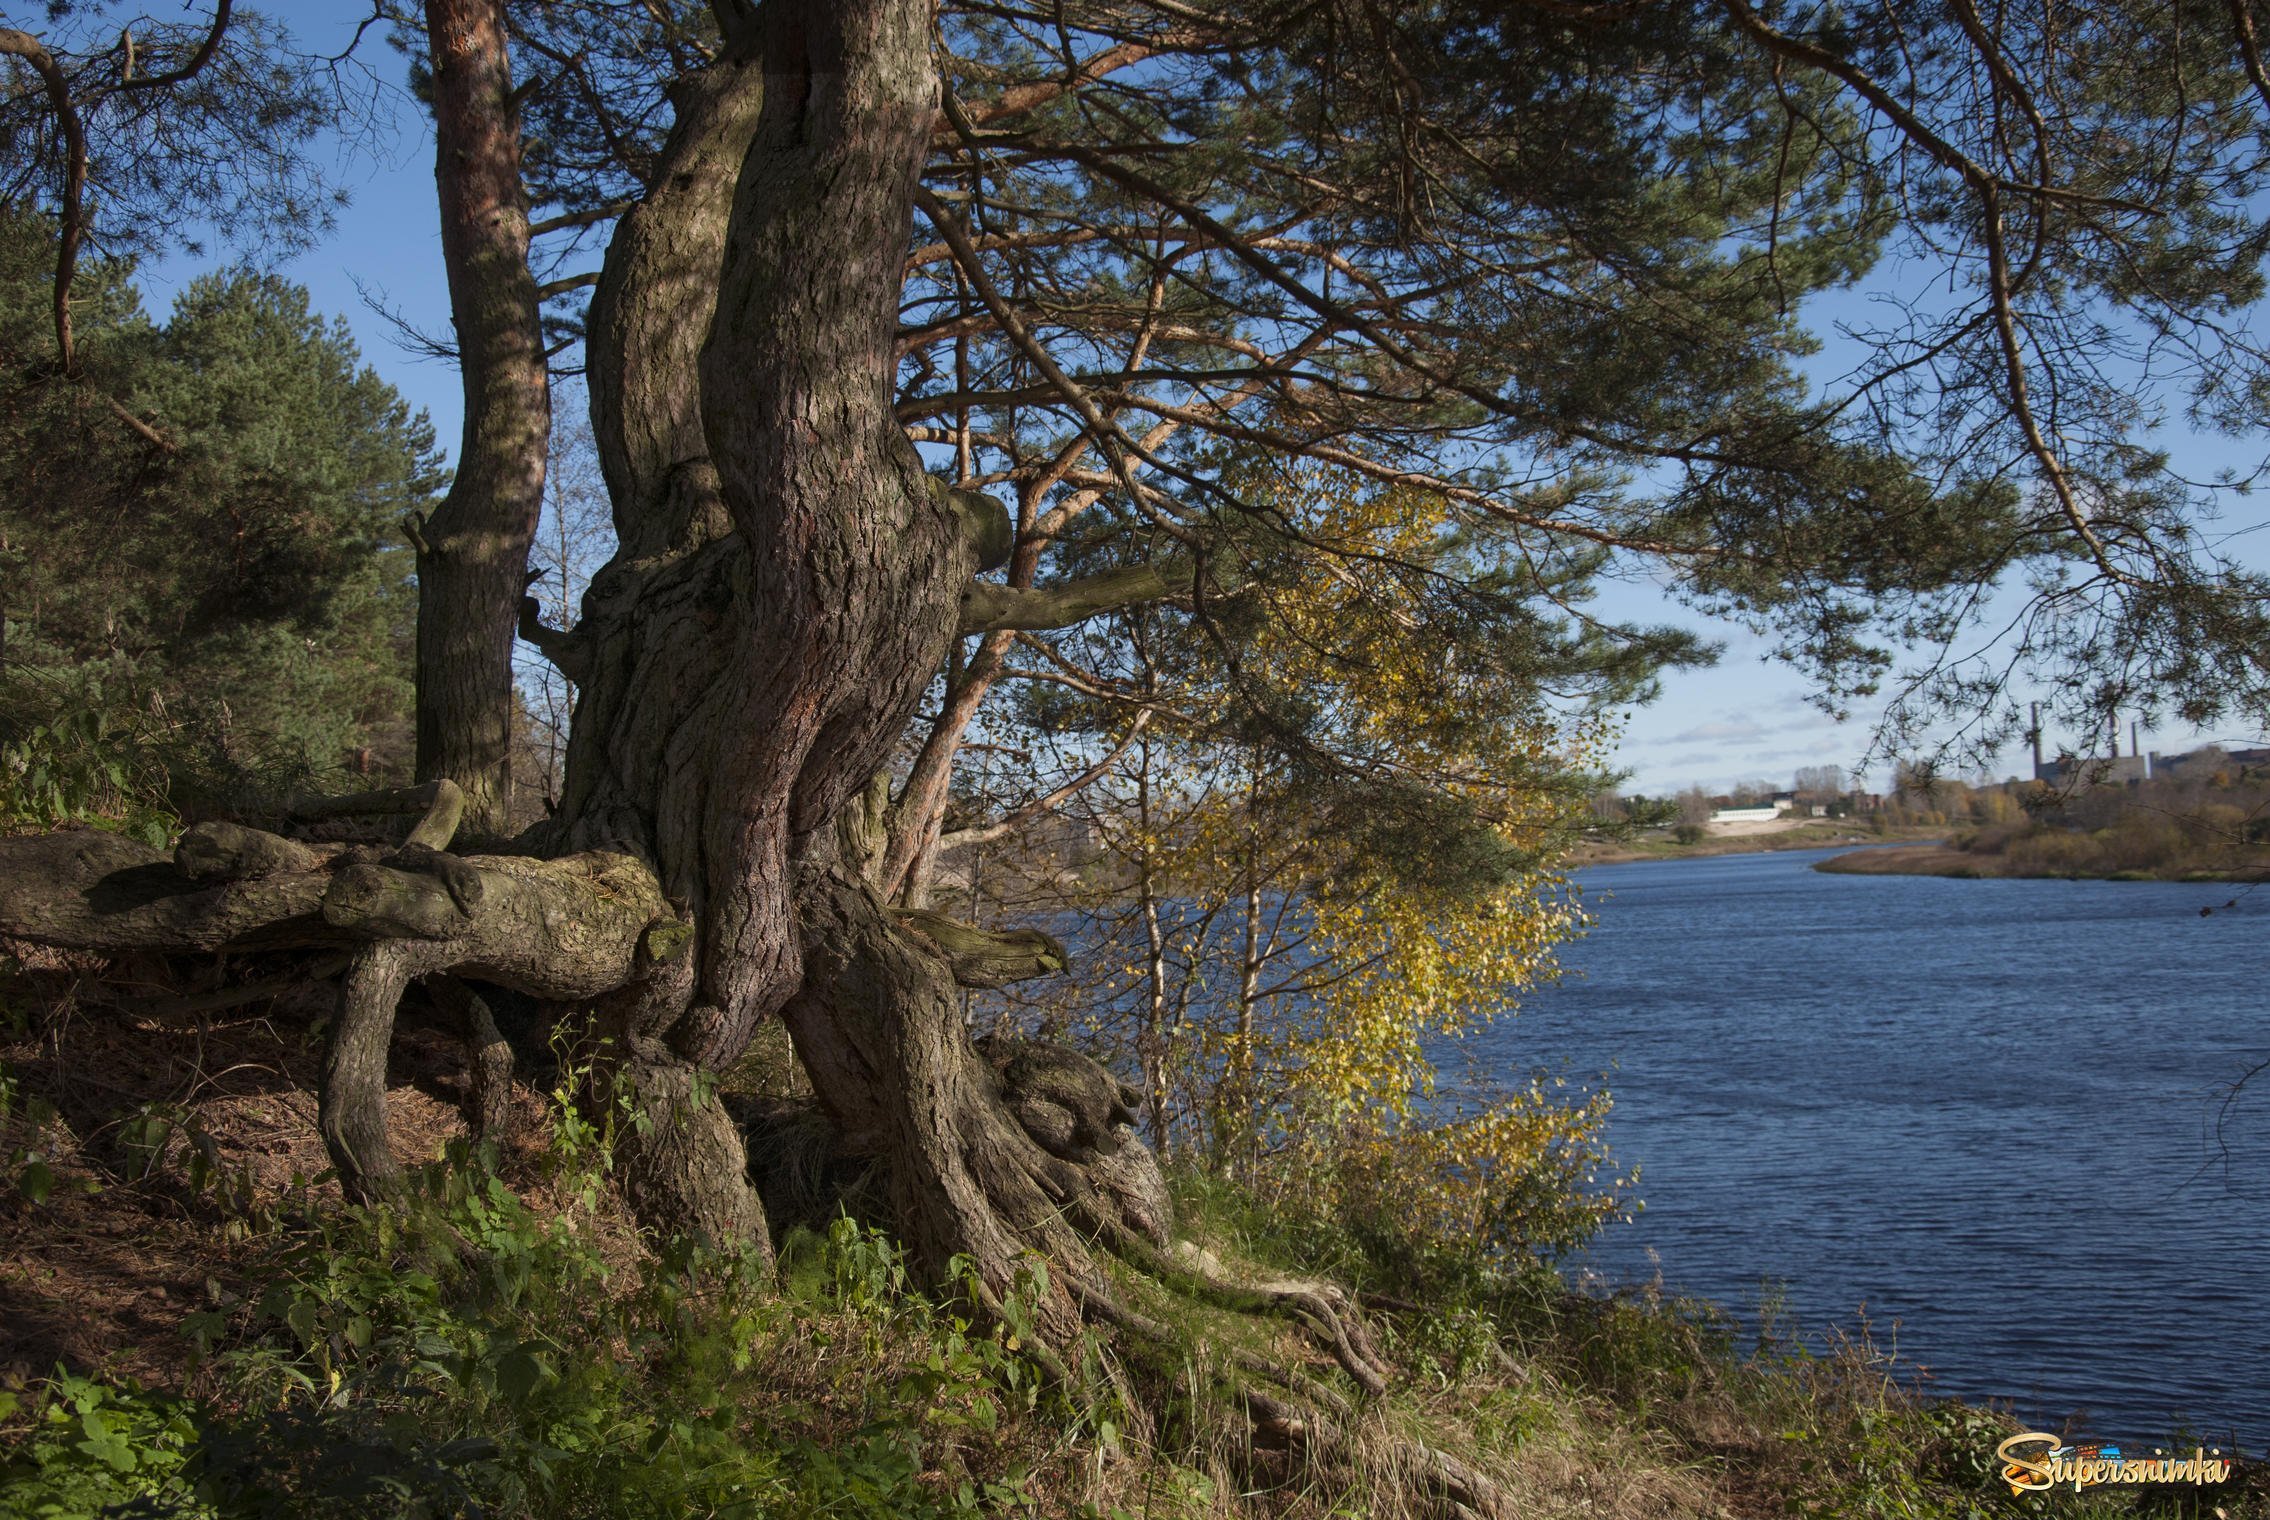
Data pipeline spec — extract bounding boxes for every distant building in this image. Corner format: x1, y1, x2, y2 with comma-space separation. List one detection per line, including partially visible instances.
2034, 754, 2149, 787
2146, 744, 2270, 781
1709, 800, 1795, 823
2029, 707, 2156, 786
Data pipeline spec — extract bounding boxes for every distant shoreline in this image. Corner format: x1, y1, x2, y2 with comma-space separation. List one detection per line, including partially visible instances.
1570, 823, 1942, 867
1814, 843, 2270, 882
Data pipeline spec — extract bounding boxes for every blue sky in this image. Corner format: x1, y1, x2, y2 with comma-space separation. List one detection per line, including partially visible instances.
130, 3, 2270, 799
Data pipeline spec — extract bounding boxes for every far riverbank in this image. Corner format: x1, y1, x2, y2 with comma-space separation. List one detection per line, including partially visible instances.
1571, 819, 1942, 866
1816, 839, 2270, 881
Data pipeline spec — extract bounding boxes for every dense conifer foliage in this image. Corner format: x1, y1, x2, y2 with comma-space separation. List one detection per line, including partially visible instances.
0, 218, 443, 820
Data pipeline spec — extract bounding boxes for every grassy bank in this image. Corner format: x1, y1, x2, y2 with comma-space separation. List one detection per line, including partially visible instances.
1816, 824, 2270, 882
5, 980, 2260, 1519
1572, 821, 1944, 867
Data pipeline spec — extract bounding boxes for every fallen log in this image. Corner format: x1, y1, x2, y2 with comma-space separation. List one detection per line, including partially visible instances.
0, 830, 334, 952
0, 822, 684, 1196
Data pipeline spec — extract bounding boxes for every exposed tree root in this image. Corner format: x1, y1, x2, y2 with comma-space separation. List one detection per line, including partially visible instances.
1068, 1258, 1511, 1519
1240, 1383, 1512, 1520
0, 805, 677, 1198
0, 810, 1516, 1511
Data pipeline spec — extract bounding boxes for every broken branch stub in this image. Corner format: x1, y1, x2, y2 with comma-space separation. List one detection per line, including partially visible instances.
894, 908, 1067, 988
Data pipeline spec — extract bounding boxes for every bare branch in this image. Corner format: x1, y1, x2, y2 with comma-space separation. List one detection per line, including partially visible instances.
537, 270, 603, 299
0, 27, 88, 372
530, 199, 635, 236
116, 0, 233, 93
940, 710, 1154, 851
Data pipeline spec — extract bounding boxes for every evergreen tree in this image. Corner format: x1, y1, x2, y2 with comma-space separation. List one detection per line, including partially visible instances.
0, 216, 444, 819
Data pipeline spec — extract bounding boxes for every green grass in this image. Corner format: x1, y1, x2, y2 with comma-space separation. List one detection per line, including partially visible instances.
4, 1142, 2261, 1520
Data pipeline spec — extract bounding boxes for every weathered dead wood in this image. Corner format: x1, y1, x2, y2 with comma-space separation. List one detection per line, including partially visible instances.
290, 778, 466, 850
895, 909, 1067, 988
174, 822, 326, 882
0, 831, 333, 952
310, 847, 677, 1190
0, 821, 682, 1197
0, 829, 672, 981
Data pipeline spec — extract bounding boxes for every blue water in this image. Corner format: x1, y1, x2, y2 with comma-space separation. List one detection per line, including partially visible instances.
1464, 846, 2270, 1444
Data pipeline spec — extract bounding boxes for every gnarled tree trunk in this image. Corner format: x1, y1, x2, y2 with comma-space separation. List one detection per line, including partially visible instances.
518, 0, 1157, 1327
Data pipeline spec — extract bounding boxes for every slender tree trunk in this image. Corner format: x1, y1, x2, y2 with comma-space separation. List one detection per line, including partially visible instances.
1230, 838, 1264, 1176
1211, 750, 1267, 1177
413, 0, 549, 842
883, 629, 1009, 907
1135, 735, 1173, 1157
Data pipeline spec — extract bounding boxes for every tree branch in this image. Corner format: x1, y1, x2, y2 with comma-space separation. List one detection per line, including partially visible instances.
518, 592, 592, 682
0, 26, 88, 373
911, 180, 1165, 530
529, 199, 636, 236
536, 270, 603, 299
934, 38, 1164, 134
939, 709, 1152, 852
959, 558, 1199, 634
117, 0, 233, 92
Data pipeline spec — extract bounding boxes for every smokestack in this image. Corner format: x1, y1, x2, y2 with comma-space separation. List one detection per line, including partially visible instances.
2030, 702, 2044, 776
2131, 721, 2140, 758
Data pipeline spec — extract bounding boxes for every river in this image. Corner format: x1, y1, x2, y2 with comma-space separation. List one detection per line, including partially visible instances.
1464, 845, 2269, 1443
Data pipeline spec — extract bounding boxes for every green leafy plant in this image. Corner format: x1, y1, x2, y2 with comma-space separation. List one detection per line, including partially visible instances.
0, 691, 176, 847
0, 1373, 210, 1519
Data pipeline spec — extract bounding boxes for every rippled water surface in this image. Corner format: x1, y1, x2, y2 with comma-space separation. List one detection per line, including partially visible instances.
1466, 846, 2270, 1441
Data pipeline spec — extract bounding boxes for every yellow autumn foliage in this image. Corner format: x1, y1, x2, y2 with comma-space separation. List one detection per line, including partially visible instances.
1025, 466, 1635, 1262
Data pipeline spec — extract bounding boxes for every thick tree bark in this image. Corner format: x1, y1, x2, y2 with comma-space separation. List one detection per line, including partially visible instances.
531, 0, 1155, 1318
412, 0, 550, 841
546, 0, 972, 1246
533, 17, 776, 1249
684, 0, 965, 1042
